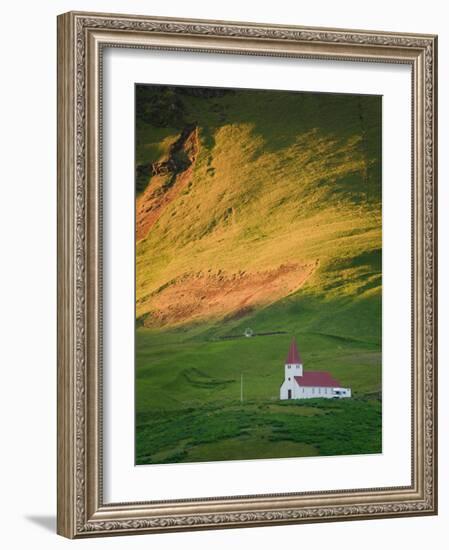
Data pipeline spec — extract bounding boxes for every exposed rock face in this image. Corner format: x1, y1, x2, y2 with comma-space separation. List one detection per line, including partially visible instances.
136, 125, 199, 241
150, 123, 198, 176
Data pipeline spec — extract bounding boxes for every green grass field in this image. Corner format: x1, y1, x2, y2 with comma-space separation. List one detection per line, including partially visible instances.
135, 294, 382, 464
135, 85, 382, 465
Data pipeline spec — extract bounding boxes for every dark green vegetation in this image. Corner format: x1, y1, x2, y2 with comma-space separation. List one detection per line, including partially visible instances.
137, 397, 381, 464
135, 85, 382, 465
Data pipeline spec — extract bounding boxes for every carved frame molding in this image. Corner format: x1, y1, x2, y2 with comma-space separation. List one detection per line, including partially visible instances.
57, 11, 437, 538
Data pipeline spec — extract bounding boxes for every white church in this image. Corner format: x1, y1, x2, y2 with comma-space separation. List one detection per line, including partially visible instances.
280, 338, 351, 400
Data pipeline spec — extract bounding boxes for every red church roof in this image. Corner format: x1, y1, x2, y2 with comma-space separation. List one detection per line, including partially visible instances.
294, 372, 341, 388
286, 338, 302, 364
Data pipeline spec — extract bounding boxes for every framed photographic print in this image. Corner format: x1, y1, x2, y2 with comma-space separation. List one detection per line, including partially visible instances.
57, 11, 438, 538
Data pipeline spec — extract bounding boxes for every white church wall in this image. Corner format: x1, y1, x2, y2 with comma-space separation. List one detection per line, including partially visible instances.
294, 386, 352, 399
279, 379, 295, 400
284, 364, 303, 381
280, 383, 352, 400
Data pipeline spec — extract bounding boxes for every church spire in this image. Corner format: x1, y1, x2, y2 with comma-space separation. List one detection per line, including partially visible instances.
286, 337, 302, 365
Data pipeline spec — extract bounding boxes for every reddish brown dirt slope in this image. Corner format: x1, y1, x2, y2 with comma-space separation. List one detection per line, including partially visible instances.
136, 125, 199, 241
139, 262, 317, 327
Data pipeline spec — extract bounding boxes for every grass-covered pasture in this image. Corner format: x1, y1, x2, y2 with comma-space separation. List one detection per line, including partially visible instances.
136, 395, 381, 465
136, 324, 381, 465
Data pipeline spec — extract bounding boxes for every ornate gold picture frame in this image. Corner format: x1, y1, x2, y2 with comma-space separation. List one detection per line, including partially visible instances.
57, 11, 437, 538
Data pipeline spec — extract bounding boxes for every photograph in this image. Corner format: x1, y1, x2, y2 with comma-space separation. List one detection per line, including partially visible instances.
135, 84, 382, 466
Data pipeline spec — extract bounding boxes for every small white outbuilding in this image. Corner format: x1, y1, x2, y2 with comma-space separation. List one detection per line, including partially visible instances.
279, 338, 351, 400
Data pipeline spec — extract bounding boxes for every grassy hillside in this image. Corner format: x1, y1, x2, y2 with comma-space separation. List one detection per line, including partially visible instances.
135, 85, 382, 465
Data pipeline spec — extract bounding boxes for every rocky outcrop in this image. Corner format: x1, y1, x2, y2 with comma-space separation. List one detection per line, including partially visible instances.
136, 125, 199, 241
150, 124, 198, 177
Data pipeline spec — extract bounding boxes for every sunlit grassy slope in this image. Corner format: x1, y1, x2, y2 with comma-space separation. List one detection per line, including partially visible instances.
135, 86, 382, 465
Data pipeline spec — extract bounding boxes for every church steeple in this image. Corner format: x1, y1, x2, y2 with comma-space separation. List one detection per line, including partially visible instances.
284, 337, 303, 378
286, 337, 302, 365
